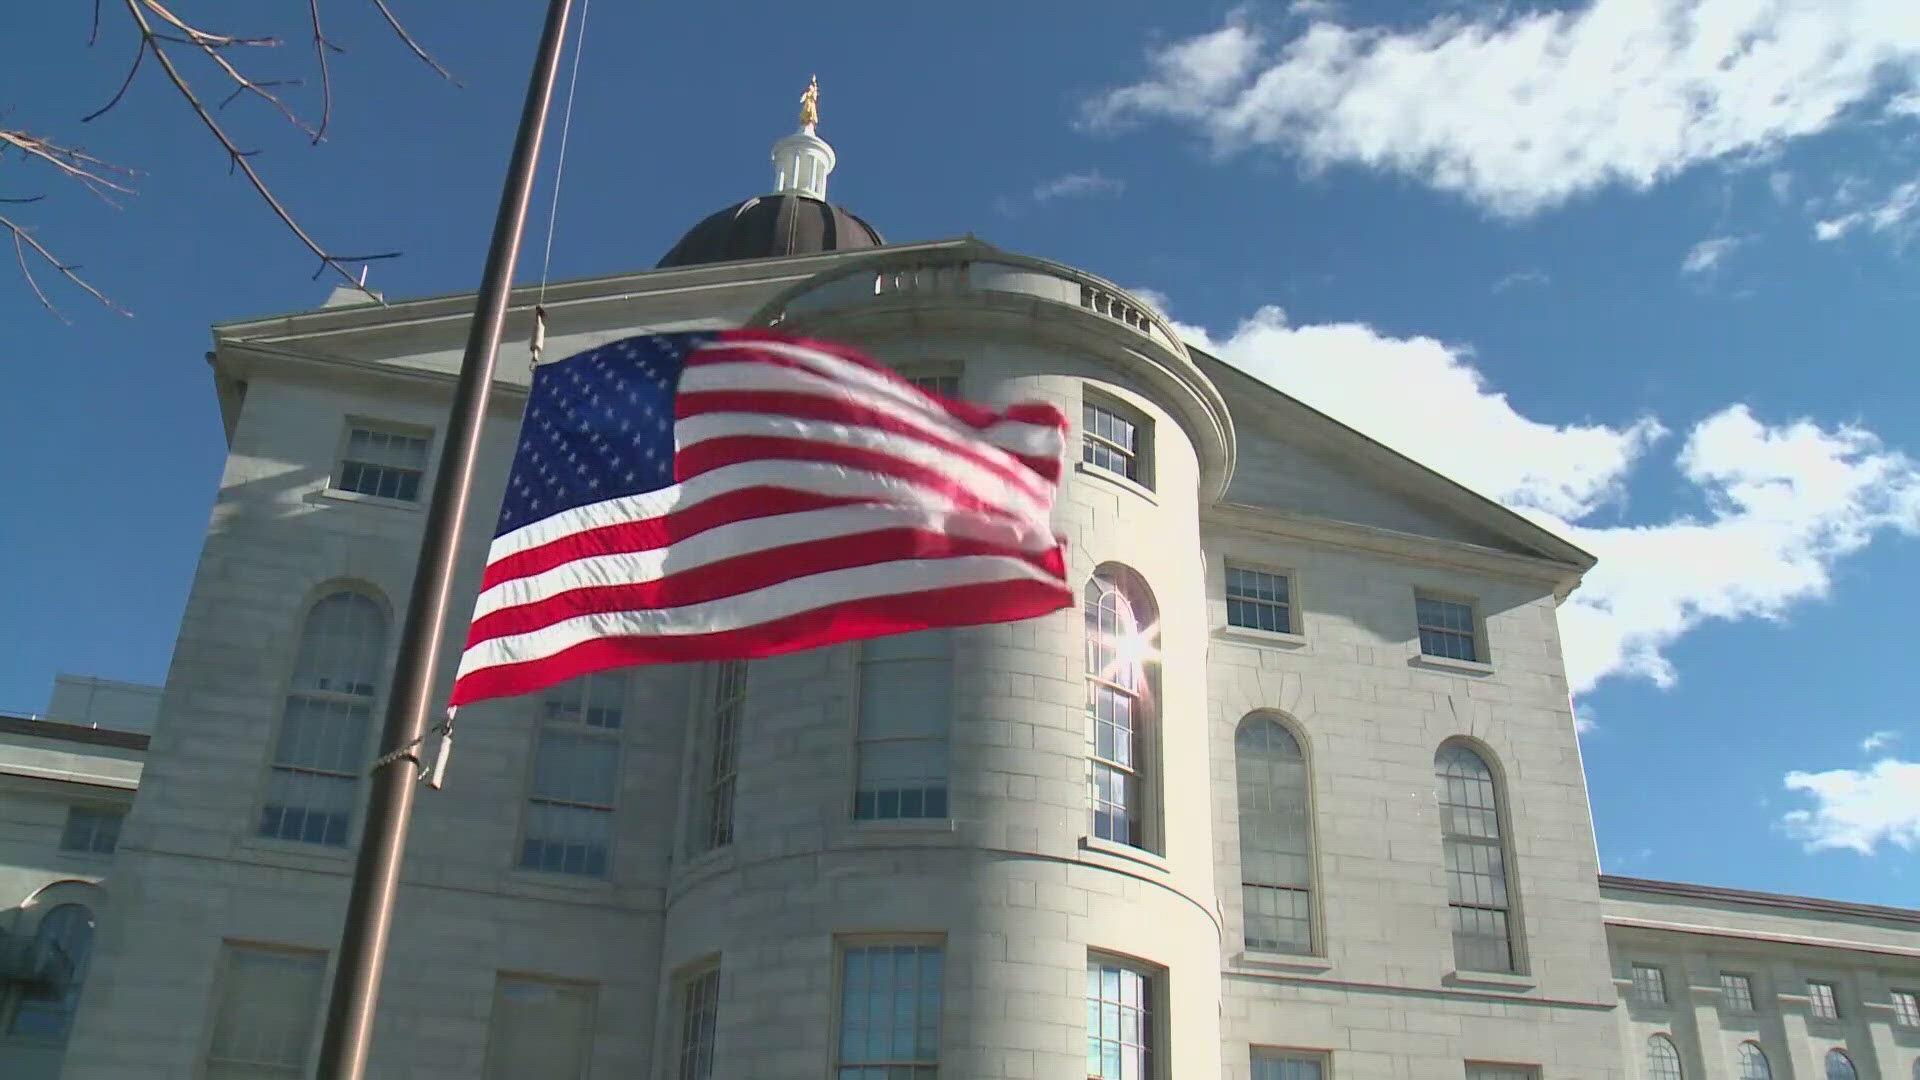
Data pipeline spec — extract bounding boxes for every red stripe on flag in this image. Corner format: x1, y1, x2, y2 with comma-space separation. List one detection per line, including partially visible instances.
468, 526, 1068, 643
673, 436, 1043, 522
480, 486, 879, 591
450, 578, 1072, 705
675, 387, 1061, 486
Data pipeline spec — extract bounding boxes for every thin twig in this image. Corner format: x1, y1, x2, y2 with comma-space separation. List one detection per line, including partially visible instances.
2, 213, 128, 320
0, 130, 136, 203
81, 37, 148, 123
137, 0, 313, 137
89, 0, 104, 46
308, 0, 339, 144
370, 0, 461, 85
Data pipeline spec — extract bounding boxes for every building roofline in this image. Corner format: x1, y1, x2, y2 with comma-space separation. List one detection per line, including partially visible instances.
1600, 873, 1920, 927
0, 713, 150, 751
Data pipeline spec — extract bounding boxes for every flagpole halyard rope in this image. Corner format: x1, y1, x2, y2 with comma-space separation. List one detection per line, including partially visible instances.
532, 0, 592, 365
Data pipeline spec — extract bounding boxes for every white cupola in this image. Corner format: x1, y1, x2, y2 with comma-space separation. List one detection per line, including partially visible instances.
771, 75, 835, 200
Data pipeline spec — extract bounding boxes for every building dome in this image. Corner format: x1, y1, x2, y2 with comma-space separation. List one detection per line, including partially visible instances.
655, 193, 883, 268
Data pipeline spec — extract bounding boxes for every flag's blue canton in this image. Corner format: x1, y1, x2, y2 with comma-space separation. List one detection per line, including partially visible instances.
496, 332, 718, 536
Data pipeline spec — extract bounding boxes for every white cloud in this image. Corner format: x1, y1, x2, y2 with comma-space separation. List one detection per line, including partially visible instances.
1769, 171, 1794, 203
1031, 170, 1127, 203
1861, 730, 1900, 753
1681, 236, 1744, 276
1815, 176, 1920, 240
1492, 269, 1550, 293
1085, 1, 1920, 217
1183, 306, 1920, 694
1782, 758, 1920, 854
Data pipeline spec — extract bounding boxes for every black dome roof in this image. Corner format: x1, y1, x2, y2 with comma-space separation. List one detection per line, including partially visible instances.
657, 194, 884, 269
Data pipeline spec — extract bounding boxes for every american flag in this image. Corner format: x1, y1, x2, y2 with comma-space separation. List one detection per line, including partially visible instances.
450, 329, 1074, 705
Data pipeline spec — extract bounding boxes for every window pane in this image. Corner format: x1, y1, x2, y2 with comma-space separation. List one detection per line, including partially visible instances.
521, 801, 612, 877
7, 905, 94, 1040
338, 427, 429, 502
1632, 964, 1668, 1004
531, 730, 619, 806
1737, 1044, 1772, 1080
1085, 576, 1151, 850
1722, 974, 1756, 1011
838, 944, 942, 1068
291, 593, 386, 695
1466, 1067, 1538, 1080
1087, 959, 1153, 1080
1436, 744, 1514, 972
1893, 990, 1920, 1027
1826, 1051, 1856, 1080
1226, 567, 1293, 634
207, 947, 325, 1074
260, 767, 357, 846
545, 670, 629, 730
698, 662, 745, 851
483, 977, 595, 1080
1416, 596, 1479, 662
1809, 981, 1839, 1019
678, 968, 720, 1080
1648, 1036, 1684, 1080
265, 592, 384, 847
1252, 1054, 1323, 1080
60, 806, 124, 855
1237, 717, 1314, 953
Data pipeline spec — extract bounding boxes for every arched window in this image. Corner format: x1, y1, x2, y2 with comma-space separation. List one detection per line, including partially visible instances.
1825, 1051, 1856, 1080
1435, 743, 1517, 973
1085, 572, 1156, 850
1647, 1035, 1683, 1080
1736, 1042, 1771, 1080
8, 904, 95, 1039
261, 591, 387, 846
1237, 715, 1315, 954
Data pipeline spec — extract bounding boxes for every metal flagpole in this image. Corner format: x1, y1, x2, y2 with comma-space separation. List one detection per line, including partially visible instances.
314, 0, 574, 1075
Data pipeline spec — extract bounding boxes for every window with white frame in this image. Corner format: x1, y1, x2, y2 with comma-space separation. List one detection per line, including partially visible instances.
676, 965, 720, 1080
7, 904, 94, 1040
60, 805, 124, 855
260, 591, 386, 846
1435, 743, 1518, 973
836, 942, 943, 1078
1081, 396, 1150, 488
1825, 1050, 1856, 1080
1809, 980, 1840, 1020
1237, 715, 1315, 954
903, 372, 960, 398
1722, 973, 1756, 1011
694, 662, 745, 852
481, 976, 595, 1080
204, 945, 326, 1080
1648, 1035, 1684, 1080
1416, 594, 1482, 663
1736, 1043, 1772, 1080
1632, 963, 1669, 1005
333, 423, 430, 502
520, 671, 626, 877
1226, 565, 1294, 635
1252, 1050, 1325, 1080
1465, 1065, 1538, 1080
1085, 572, 1155, 850
1892, 989, 1920, 1028
854, 630, 951, 820
1087, 956, 1156, 1080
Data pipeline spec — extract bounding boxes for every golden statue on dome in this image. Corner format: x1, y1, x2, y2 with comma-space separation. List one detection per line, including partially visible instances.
799, 75, 819, 128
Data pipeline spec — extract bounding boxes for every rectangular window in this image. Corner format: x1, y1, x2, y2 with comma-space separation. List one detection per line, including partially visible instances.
333, 424, 430, 502
520, 672, 625, 877
904, 373, 960, 398
1087, 956, 1156, 1080
1226, 566, 1293, 634
204, 945, 326, 1079
261, 695, 369, 846
837, 942, 943, 1078
60, 806, 124, 855
1892, 990, 1920, 1028
1082, 398, 1150, 487
1466, 1065, 1539, 1080
677, 966, 720, 1080
695, 662, 745, 852
1632, 964, 1669, 1005
482, 976, 595, 1080
855, 630, 952, 820
1809, 980, 1839, 1020
1252, 1051, 1326, 1080
1721, 972, 1756, 1011
1416, 594, 1481, 662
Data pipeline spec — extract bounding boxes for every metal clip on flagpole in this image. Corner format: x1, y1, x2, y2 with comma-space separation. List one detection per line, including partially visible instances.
313, 1, 576, 1077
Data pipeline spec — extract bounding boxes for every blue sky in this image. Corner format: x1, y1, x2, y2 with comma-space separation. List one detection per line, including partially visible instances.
4, 0, 1917, 904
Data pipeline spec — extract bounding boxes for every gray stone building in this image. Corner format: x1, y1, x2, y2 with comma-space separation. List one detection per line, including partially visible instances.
33, 108, 1920, 1080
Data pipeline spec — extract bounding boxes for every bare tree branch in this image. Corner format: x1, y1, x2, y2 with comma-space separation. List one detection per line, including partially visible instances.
370, 0, 462, 86
10, 0, 460, 318
2, 213, 129, 320
0, 130, 135, 203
